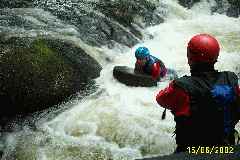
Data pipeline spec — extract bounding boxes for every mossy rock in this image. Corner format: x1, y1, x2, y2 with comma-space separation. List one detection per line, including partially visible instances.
0, 37, 101, 117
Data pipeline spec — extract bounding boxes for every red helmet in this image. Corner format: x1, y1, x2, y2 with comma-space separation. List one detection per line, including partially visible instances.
187, 34, 220, 65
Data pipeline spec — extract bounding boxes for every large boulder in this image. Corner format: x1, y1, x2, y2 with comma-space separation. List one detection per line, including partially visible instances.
0, 8, 102, 119
0, 36, 101, 117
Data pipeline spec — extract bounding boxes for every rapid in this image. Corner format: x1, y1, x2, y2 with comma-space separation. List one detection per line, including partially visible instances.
1, 0, 240, 159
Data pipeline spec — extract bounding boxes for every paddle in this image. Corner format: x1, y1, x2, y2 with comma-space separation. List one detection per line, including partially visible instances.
161, 108, 167, 120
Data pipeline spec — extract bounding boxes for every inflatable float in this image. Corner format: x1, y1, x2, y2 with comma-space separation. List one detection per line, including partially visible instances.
113, 66, 178, 87
113, 66, 157, 87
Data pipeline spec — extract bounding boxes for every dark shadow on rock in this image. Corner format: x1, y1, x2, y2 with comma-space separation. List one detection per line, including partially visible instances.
178, 0, 201, 9
178, 0, 240, 18
227, 0, 240, 17
0, 0, 34, 8
96, 0, 164, 39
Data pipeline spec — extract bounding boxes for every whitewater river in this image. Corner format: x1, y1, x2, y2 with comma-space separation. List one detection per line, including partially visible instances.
2, 0, 240, 160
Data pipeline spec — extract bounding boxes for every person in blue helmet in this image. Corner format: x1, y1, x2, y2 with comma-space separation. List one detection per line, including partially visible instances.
134, 47, 167, 80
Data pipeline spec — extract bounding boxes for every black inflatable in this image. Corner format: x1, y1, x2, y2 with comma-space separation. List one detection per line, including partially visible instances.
113, 66, 157, 87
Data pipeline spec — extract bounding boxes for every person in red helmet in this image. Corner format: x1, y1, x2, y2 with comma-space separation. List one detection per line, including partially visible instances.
156, 34, 240, 153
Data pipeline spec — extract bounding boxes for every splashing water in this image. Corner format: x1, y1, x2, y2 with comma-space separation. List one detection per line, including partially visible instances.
2, 0, 240, 160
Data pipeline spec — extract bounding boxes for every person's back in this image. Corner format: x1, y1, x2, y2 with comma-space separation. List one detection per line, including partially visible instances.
156, 34, 240, 152
174, 70, 239, 148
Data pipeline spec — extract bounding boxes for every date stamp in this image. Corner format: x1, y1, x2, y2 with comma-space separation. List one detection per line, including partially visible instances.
187, 146, 234, 155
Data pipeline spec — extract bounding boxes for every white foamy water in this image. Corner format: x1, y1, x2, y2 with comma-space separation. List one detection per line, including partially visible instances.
2, 0, 240, 160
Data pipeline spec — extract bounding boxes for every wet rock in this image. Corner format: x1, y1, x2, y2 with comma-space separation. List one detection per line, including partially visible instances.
0, 8, 80, 37
226, 0, 240, 17
0, 0, 34, 8
35, 0, 165, 47
95, 0, 164, 38
0, 8, 102, 123
0, 36, 101, 117
0, 8, 102, 118
212, 0, 240, 17
34, 0, 140, 47
178, 0, 240, 17
0, 0, 165, 48
178, 0, 201, 9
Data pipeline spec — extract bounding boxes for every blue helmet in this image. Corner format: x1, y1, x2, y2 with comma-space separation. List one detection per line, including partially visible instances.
135, 47, 150, 59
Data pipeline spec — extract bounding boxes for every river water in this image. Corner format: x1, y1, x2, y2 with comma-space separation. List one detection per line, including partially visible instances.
2, 0, 240, 160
